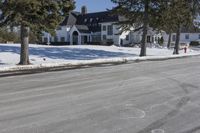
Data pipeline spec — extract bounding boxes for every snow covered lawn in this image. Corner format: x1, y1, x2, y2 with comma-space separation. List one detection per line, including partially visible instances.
0, 43, 199, 68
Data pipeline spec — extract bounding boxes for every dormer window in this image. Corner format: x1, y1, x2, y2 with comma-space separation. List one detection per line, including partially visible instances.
90, 18, 93, 22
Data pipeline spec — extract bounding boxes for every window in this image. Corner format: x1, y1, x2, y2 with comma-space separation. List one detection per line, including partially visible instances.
103, 26, 106, 31
61, 37, 65, 42
43, 37, 48, 42
84, 19, 87, 23
185, 34, 189, 40
120, 39, 123, 45
126, 35, 129, 41
50, 37, 54, 42
152, 37, 154, 43
172, 35, 176, 41
54, 36, 58, 42
199, 34, 200, 39
147, 36, 151, 43
155, 37, 158, 42
107, 25, 113, 35
56, 26, 62, 30
103, 35, 107, 40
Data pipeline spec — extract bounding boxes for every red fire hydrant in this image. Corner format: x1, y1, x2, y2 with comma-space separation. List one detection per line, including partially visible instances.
184, 46, 187, 53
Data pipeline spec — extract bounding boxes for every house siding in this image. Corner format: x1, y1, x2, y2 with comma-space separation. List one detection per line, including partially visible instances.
101, 22, 132, 46
42, 26, 71, 44
163, 33, 200, 45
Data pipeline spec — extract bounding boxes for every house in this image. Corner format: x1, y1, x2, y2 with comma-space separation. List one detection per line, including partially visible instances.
163, 24, 200, 46
132, 27, 164, 47
42, 6, 162, 46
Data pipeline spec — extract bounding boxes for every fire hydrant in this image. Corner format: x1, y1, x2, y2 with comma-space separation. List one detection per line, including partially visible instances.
184, 46, 187, 53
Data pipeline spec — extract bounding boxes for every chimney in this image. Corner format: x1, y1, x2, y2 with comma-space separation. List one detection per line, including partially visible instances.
81, 6, 87, 15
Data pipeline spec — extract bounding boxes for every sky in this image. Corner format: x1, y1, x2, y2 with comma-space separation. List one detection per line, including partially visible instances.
75, 0, 116, 13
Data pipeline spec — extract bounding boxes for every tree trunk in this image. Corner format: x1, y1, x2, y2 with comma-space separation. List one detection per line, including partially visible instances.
167, 32, 172, 49
173, 26, 181, 55
19, 25, 30, 65
140, 0, 149, 57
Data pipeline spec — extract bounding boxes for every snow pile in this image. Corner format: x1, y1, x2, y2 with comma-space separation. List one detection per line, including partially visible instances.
0, 43, 199, 71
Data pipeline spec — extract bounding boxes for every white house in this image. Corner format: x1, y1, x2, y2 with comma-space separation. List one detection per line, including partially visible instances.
164, 33, 200, 46
100, 22, 132, 46
163, 24, 200, 46
42, 7, 162, 46
131, 27, 165, 47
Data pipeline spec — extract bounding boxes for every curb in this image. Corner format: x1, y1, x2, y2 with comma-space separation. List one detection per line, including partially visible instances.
0, 53, 199, 76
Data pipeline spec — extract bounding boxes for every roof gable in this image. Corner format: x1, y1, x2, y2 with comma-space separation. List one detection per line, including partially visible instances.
60, 12, 80, 26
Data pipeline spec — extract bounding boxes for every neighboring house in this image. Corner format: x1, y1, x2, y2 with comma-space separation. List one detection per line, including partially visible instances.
131, 27, 164, 47
163, 26, 200, 46
42, 6, 162, 46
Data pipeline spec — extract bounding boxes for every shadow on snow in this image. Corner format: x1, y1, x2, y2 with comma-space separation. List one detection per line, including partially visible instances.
0, 45, 135, 60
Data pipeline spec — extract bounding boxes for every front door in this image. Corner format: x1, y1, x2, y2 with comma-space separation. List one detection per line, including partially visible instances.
84, 36, 88, 44
72, 31, 79, 45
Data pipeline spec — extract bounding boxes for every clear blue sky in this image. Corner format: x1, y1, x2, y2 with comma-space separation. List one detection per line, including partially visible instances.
75, 0, 116, 13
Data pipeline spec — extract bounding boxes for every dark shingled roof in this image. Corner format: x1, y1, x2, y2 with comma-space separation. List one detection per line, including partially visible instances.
60, 11, 119, 32
76, 11, 119, 24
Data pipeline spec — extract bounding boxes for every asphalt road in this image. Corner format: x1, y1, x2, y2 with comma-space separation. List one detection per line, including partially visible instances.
0, 56, 200, 133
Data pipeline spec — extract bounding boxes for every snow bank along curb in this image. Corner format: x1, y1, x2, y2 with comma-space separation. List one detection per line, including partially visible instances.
0, 53, 199, 73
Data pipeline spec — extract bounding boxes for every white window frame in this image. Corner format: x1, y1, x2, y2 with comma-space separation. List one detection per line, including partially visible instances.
107, 25, 113, 35
185, 34, 189, 40
60, 37, 65, 42
102, 25, 106, 31
43, 37, 48, 42
172, 35, 176, 42
103, 35, 107, 40
126, 35, 129, 41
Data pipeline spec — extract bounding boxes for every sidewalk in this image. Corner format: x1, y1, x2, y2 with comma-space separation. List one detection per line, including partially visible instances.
0, 53, 199, 74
